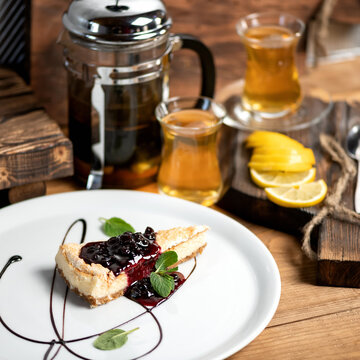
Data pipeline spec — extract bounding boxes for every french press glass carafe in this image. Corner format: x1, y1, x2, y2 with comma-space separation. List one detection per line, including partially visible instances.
59, 0, 215, 189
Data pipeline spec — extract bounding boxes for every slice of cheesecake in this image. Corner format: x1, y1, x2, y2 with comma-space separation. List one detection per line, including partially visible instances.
55, 225, 208, 307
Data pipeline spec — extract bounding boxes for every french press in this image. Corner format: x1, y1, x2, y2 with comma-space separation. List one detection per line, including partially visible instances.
59, 0, 216, 189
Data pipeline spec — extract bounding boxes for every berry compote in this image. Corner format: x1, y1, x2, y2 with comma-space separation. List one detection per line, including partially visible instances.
125, 272, 185, 307
80, 227, 160, 285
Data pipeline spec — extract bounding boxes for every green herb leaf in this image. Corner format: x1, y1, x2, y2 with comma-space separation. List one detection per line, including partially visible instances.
150, 272, 175, 298
150, 251, 178, 298
93, 328, 139, 351
99, 217, 135, 237
164, 273, 175, 291
155, 251, 178, 272
157, 268, 178, 276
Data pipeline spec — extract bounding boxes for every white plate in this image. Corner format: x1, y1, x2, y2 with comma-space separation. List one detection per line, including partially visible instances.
0, 190, 280, 360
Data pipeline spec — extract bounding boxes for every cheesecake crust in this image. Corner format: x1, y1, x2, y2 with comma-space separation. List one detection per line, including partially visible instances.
57, 267, 126, 307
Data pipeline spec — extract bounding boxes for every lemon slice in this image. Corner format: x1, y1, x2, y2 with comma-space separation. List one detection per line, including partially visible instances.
250, 153, 315, 166
246, 131, 304, 150
252, 147, 315, 164
248, 161, 313, 172
250, 168, 316, 188
265, 180, 327, 208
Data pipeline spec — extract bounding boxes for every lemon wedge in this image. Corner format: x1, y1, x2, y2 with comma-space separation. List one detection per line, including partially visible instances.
248, 161, 313, 172
250, 168, 316, 188
264, 180, 327, 208
246, 131, 304, 150
252, 147, 315, 164
250, 153, 315, 166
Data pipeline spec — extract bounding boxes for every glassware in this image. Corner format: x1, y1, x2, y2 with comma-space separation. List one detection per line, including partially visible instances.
236, 13, 305, 119
156, 97, 226, 206
220, 82, 332, 131
59, 0, 215, 189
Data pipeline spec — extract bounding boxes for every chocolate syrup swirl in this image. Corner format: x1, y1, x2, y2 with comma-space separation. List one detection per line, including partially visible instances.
0, 219, 197, 359
0, 255, 22, 279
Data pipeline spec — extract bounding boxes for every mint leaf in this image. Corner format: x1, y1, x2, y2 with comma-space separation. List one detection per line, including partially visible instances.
164, 274, 175, 291
93, 328, 139, 350
157, 268, 178, 276
150, 251, 179, 298
150, 272, 174, 298
155, 251, 178, 272
99, 217, 135, 237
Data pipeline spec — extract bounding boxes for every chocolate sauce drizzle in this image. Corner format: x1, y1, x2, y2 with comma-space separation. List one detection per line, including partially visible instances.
0, 219, 197, 359
0, 255, 22, 279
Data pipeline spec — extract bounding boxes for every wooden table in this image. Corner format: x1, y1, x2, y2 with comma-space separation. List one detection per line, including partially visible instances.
45, 180, 360, 359
18, 0, 360, 357
42, 59, 360, 359
45, 181, 360, 356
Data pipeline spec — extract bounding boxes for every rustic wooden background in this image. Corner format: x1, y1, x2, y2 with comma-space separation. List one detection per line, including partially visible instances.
30, 0, 316, 129
30, 0, 359, 129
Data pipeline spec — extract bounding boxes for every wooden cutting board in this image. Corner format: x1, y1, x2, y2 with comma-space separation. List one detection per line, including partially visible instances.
0, 68, 73, 205
216, 84, 360, 288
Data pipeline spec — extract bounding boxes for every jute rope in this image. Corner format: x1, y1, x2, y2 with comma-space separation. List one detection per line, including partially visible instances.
302, 133, 358, 260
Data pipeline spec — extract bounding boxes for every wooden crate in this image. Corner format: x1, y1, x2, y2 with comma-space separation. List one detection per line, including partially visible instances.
0, 68, 73, 206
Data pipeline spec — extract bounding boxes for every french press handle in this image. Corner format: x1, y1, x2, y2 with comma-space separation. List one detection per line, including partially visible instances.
175, 34, 216, 98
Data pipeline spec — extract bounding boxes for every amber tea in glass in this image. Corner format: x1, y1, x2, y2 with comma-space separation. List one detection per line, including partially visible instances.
156, 97, 225, 206
237, 13, 305, 118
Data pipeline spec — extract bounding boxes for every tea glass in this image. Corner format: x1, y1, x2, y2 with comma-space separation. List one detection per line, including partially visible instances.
155, 96, 226, 206
236, 13, 305, 119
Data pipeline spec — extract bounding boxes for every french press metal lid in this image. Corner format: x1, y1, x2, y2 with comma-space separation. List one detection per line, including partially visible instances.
63, 0, 172, 44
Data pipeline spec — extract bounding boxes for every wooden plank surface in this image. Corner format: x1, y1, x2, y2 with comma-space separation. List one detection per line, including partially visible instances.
0, 69, 73, 191
215, 78, 360, 288
46, 179, 360, 360
32, 1, 360, 359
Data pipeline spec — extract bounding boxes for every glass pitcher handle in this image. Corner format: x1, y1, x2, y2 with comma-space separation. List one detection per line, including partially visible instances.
175, 34, 216, 98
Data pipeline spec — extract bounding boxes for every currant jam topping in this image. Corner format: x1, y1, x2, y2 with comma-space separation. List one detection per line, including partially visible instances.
79, 227, 160, 282
125, 272, 185, 307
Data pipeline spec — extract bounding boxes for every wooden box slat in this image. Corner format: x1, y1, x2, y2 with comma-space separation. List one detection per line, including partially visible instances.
0, 68, 73, 193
